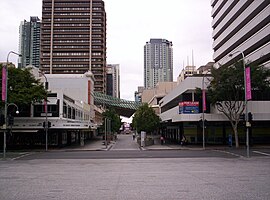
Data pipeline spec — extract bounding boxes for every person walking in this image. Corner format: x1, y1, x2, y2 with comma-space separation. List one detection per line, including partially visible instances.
181, 135, 186, 146
160, 135, 164, 145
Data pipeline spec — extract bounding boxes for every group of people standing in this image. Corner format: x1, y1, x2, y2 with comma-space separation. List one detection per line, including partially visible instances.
160, 135, 187, 146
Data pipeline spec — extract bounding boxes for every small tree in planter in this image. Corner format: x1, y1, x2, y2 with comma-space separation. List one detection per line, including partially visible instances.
132, 103, 160, 136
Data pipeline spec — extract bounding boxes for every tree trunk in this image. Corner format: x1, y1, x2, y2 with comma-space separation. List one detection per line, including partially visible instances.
233, 125, 239, 148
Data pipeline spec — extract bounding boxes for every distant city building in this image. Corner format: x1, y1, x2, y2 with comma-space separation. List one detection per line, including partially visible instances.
141, 82, 177, 115
106, 64, 120, 98
144, 39, 173, 89
197, 62, 214, 74
211, 0, 270, 67
134, 86, 144, 103
177, 66, 197, 83
40, 0, 107, 93
18, 16, 41, 68
177, 62, 214, 83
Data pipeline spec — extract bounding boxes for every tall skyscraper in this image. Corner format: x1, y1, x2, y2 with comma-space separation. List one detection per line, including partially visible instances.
211, 0, 270, 67
106, 64, 120, 98
40, 0, 107, 93
144, 39, 173, 89
18, 16, 41, 68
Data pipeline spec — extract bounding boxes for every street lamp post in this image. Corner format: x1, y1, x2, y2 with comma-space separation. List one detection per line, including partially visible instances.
229, 51, 249, 157
202, 75, 206, 150
201, 69, 210, 150
104, 118, 107, 149
2, 51, 21, 159
3, 103, 19, 159
104, 118, 111, 149
39, 71, 48, 151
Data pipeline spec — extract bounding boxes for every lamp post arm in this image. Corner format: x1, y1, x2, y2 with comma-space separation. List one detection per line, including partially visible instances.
7, 103, 19, 111
39, 70, 48, 90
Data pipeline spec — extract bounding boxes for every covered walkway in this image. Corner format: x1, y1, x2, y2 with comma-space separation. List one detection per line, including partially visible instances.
94, 92, 142, 117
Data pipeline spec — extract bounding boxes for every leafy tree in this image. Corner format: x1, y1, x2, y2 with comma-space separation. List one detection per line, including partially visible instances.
1, 65, 47, 113
207, 62, 270, 147
102, 108, 121, 133
132, 103, 160, 134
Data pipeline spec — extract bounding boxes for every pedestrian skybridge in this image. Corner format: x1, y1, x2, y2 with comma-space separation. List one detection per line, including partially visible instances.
93, 92, 142, 118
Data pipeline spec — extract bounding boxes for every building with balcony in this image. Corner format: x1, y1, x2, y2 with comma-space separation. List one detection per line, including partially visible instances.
144, 39, 173, 89
40, 0, 107, 93
18, 16, 41, 68
211, 0, 270, 67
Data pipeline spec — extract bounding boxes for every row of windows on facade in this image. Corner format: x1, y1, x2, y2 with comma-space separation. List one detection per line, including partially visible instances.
44, 7, 102, 11
43, 29, 103, 32
62, 102, 90, 120
152, 54, 171, 58
41, 64, 89, 68
43, 45, 101, 49
44, 2, 103, 7
43, 18, 103, 22
41, 65, 105, 68
42, 59, 103, 66
42, 52, 102, 56
43, 34, 102, 38
43, 40, 102, 43
43, 23, 102, 27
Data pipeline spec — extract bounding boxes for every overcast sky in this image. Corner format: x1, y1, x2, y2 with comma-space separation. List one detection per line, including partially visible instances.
0, 0, 214, 102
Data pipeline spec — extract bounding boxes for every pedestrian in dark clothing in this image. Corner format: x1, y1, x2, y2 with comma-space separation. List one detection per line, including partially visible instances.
181, 135, 186, 146
160, 136, 164, 145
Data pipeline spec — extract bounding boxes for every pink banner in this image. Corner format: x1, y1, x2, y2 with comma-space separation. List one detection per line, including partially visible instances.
245, 67, 252, 100
202, 89, 206, 111
44, 99, 47, 113
2, 67, 7, 101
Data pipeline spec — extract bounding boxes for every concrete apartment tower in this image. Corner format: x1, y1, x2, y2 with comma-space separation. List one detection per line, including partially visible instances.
40, 0, 107, 93
18, 16, 41, 68
106, 64, 120, 98
144, 39, 173, 89
211, 0, 270, 67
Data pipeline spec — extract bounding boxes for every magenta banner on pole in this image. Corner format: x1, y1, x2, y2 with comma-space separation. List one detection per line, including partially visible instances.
245, 66, 252, 100
203, 89, 206, 111
44, 99, 47, 113
2, 67, 7, 101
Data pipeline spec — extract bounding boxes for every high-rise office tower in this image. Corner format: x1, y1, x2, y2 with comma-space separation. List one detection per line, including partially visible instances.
18, 16, 41, 68
144, 39, 173, 89
40, 0, 107, 93
211, 0, 270, 67
106, 64, 120, 98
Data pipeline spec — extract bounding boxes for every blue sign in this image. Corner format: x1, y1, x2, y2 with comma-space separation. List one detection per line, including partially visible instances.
179, 102, 199, 114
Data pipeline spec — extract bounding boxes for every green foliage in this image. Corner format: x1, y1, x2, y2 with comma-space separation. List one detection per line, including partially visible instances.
0, 65, 47, 108
208, 61, 270, 104
132, 103, 160, 133
207, 62, 270, 147
102, 108, 121, 133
